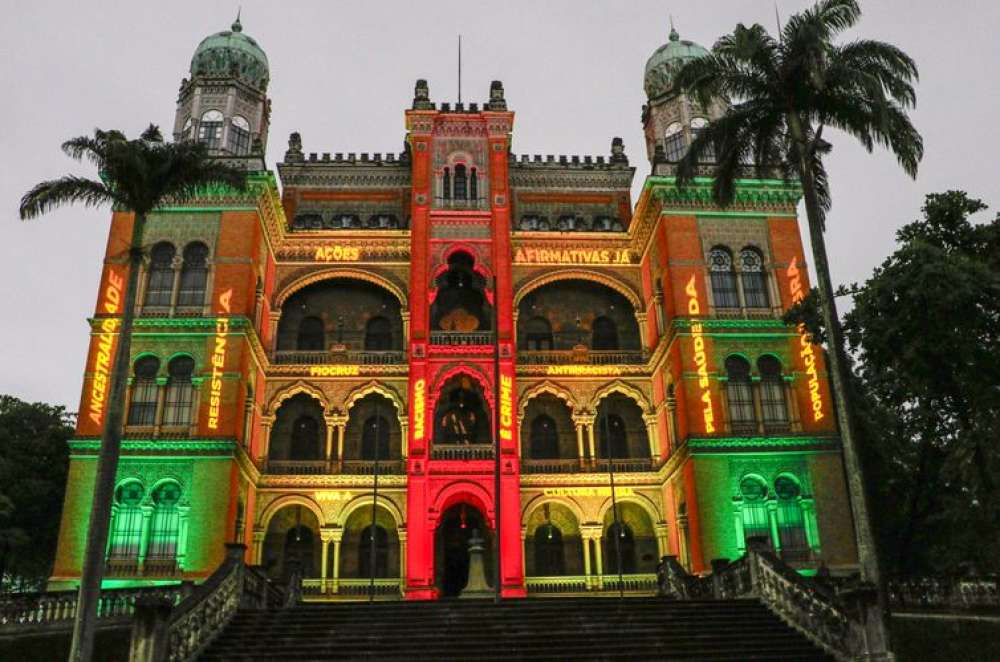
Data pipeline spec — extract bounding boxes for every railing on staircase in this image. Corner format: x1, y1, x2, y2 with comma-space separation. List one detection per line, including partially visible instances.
130, 543, 296, 662
301, 578, 403, 599
656, 543, 873, 661
524, 574, 658, 596
0, 583, 192, 633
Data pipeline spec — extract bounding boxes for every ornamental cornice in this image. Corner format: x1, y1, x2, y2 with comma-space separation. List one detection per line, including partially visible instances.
69, 439, 237, 455
510, 170, 634, 191
266, 364, 409, 378
277, 168, 411, 189
671, 319, 790, 331
276, 239, 411, 263
685, 435, 840, 452
257, 473, 408, 489
518, 470, 661, 488
516, 364, 651, 378
647, 176, 802, 212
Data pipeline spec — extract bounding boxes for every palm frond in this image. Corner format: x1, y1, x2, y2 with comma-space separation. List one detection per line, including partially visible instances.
140, 124, 163, 143
19, 176, 116, 220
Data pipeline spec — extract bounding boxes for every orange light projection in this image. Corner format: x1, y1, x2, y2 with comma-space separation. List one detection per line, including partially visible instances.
207, 289, 233, 430
685, 275, 715, 434
87, 271, 125, 426
786, 258, 825, 422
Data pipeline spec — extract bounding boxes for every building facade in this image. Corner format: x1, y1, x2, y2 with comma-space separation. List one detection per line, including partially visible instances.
50, 20, 858, 599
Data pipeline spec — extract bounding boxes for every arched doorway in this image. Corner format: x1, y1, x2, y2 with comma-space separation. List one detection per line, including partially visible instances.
340, 504, 400, 579
261, 504, 322, 583
602, 502, 658, 575
524, 502, 584, 577
434, 503, 493, 598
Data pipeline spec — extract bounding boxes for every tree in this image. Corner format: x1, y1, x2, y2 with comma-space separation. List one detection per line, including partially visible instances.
842, 192, 1000, 575
674, 0, 922, 646
19, 126, 246, 662
0, 396, 73, 592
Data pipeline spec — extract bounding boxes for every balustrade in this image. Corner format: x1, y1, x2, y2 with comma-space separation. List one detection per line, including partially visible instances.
429, 331, 495, 346
0, 584, 190, 631
888, 576, 1000, 611
524, 574, 657, 596
430, 443, 495, 461
262, 459, 405, 476
518, 348, 647, 365
301, 578, 403, 599
271, 349, 405, 365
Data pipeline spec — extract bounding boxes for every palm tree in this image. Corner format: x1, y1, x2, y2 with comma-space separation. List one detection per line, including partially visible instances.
19, 125, 247, 662
674, 0, 922, 652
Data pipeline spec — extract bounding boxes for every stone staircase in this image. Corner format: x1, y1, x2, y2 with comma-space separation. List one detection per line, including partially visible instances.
199, 596, 834, 661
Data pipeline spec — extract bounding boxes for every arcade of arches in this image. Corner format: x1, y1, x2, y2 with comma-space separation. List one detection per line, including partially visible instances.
517, 280, 640, 352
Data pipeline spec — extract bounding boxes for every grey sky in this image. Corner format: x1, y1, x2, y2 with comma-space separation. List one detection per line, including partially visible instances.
1, 1, 997, 409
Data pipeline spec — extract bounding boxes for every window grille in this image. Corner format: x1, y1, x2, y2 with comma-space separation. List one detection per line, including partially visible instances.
147, 482, 182, 560
128, 356, 160, 426
109, 483, 145, 559
453, 164, 468, 200
198, 110, 223, 148
758, 356, 789, 424
739, 477, 771, 549
664, 122, 686, 161
177, 242, 209, 306
228, 116, 251, 155
145, 242, 176, 306
775, 476, 809, 559
709, 247, 739, 308
163, 356, 195, 426
740, 248, 770, 308
725, 356, 755, 432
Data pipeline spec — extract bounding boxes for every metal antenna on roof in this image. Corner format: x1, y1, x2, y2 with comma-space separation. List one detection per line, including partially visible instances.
775, 3, 783, 38
458, 35, 463, 104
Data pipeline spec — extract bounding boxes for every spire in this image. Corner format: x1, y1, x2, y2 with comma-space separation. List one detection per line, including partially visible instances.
669, 16, 679, 42
232, 7, 243, 33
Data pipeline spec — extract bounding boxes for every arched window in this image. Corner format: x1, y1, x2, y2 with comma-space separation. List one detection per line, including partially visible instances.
364, 316, 392, 351
162, 356, 195, 426
604, 521, 636, 574
774, 476, 809, 560
177, 242, 209, 306
725, 356, 756, 434
598, 413, 629, 459
525, 316, 553, 351
690, 117, 715, 162
283, 525, 315, 579
361, 415, 391, 460
297, 316, 325, 351
469, 167, 478, 200
290, 415, 321, 460
127, 356, 160, 426
148, 482, 182, 561
453, 164, 468, 200
228, 115, 251, 155
758, 356, 789, 429
198, 110, 224, 148
181, 117, 193, 140
534, 524, 565, 575
530, 414, 559, 459
442, 168, 451, 200
145, 242, 176, 307
739, 477, 771, 549
592, 316, 619, 350
109, 482, 145, 560
359, 525, 389, 577
709, 247, 739, 308
664, 122, 685, 161
740, 248, 769, 308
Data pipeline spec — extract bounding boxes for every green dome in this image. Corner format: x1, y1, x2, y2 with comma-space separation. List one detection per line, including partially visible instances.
190, 17, 269, 90
644, 27, 709, 99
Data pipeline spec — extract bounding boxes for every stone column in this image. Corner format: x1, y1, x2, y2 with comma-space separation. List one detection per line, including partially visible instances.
252, 528, 265, 565
176, 505, 191, 571
593, 534, 605, 588
643, 414, 660, 463
676, 514, 690, 570
665, 394, 678, 454
137, 505, 154, 572
399, 418, 409, 459
785, 379, 803, 433
258, 416, 274, 468
323, 418, 337, 470
268, 312, 281, 354
397, 529, 407, 594
401, 311, 410, 350
654, 523, 670, 558
520, 526, 528, 578
801, 498, 821, 556
767, 501, 781, 553
320, 529, 335, 595
572, 415, 589, 467
751, 376, 766, 436
168, 256, 182, 316
582, 536, 592, 587
334, 417, 348, 471
635, 312, 648, 349
201, 256, 216, 317
733, 503, 747, 555
331, 529, 343, 593
152, 377, 168, 438
586, 423, 597, 463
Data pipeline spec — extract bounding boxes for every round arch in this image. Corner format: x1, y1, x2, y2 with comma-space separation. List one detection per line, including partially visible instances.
596, 492, 663, 527
514, 270, 643, 312
518, 381, 578, 421
343, 381, 406, 416
273, 269, 408, 310
590, 380, 652, 415
521, 494, 586, 527
431, 481, 494, 529
266, 381, 329, 416
258, 493, 326, 531
336, 493, 404, 529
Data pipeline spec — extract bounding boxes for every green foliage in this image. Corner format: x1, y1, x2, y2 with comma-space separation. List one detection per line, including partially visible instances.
0, 395, 73, 591
844, 192, 1000, 575
18, 124, 248, 221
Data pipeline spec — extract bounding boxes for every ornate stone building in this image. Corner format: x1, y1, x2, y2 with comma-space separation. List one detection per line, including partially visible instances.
50, 19, 858, 599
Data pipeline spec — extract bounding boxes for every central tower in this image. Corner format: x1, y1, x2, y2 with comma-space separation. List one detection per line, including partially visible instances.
404, 81, 525, 598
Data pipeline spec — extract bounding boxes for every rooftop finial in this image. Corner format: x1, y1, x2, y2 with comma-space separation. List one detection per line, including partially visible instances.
669, 15, 679, 41
232, 7, 243, 33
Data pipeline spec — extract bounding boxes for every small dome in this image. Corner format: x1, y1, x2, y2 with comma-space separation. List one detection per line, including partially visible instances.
190, 16, 269, 90
644, 27, 709, 99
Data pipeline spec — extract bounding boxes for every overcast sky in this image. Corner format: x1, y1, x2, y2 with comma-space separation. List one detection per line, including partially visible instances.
1, 1, 997, 410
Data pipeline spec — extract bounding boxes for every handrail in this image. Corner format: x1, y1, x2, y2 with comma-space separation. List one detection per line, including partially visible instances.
518, 348, 648, 365
0, 584, 190, 631
271, 349, 405, 365
888, 575, 1000, 611
430, 444, 495, 460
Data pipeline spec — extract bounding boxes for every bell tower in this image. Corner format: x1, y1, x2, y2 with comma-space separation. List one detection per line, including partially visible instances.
173, 15, 271, 157
641, 26, 722, 166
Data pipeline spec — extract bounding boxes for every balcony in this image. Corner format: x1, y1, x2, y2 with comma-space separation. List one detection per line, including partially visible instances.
271, 349, 405, 365
520, 458, 656, 474
262, 459, 406, 475
430, 444, 495, 461
517, 349, 647, 365
433, 197, 489, 211
429, 331, 495, 346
